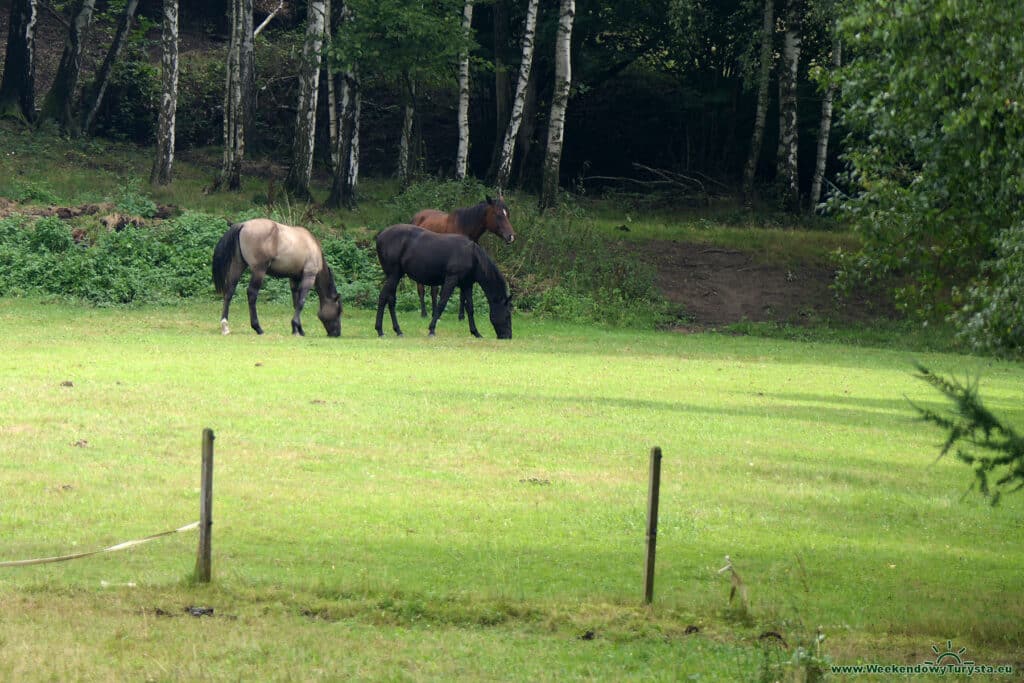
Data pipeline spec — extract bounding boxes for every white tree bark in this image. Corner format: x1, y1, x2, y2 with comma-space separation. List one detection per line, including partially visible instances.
495, 0, 538, 191
776, 0, 802, 212
0, 0, 38, 122
810, 23, 841, 210
150, 0, 179, 185
81, 0, 138, 135
454, 0, 475, 180
284, 0, 327, 198
398, 76, 415, 186
540, 0, 575, 209
741, 0, 773, 203
216, 0, 246, 190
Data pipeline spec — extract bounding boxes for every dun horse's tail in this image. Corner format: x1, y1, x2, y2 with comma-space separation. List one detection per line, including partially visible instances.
212, 223, 244, 294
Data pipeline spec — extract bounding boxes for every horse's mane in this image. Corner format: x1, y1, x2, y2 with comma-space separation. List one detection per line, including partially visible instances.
316, 254, 340, 297
452, 202, 489, 236
472, 244, 508, 301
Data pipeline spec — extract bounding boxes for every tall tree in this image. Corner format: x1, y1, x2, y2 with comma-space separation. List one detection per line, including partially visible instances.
150, 0, 179, 185
0, 0, 38, 123
741, 0, 774, 204
284, 0, 327, 198
809, 14, 840, 209
81, 0, 140, 136
454, 0, 475, 180
327, 69, 361, 209
776, 0, 803, 211
38, 0, 97, 132
214, 0, 253, 191
397, 73, 416, 186
495, 0, 538, 192
486, 0, 512, 180
539, 0, 575, 209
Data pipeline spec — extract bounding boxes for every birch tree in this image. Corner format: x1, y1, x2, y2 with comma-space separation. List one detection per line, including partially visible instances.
776, 0, 803, 212
327, 70, 361, 209
284, 0, 327, 198
0, 0, 38, 122
741, 0, 773, 204
214, 0, 253, 191
539, 0, 575, 209
81, 0, 139, 135
809, 17, 840, 209
38, 0, 96, 132
397, 74, 416, 186
486, 0, 511, 179
150, 0, 179, 185
454, 0, 474, 180
495, 0, 538, 192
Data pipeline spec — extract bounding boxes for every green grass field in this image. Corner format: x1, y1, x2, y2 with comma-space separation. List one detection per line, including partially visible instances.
1, 298, 1021, 680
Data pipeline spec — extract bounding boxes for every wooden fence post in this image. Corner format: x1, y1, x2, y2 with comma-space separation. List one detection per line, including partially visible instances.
195, 428, 214, 583
643, 446, 662, 604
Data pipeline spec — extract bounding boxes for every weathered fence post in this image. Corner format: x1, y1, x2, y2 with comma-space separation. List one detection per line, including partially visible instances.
643, 446, 662, 604
195, 428, 214, 583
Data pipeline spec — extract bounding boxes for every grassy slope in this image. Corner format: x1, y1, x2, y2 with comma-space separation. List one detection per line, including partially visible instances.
0, 300, 1021, 680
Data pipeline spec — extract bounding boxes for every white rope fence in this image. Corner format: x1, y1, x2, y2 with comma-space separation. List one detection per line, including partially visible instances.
0, 522, 198, 568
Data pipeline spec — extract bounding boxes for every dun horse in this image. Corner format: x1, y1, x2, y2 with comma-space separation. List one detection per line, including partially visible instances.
375, 224, 512, 339
412, 196, 514, 319
212, 219, 342, 337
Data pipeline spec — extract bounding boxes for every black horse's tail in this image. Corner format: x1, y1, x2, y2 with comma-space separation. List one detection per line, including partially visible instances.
212, 223, 244, 294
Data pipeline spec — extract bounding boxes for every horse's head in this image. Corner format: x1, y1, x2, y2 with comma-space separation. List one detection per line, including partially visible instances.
317, 267, 343, 337
485, 196, 515, 244
488, 292, 513, 339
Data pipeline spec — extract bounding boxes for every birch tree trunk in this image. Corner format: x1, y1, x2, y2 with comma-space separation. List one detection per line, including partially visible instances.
0, 0, 38, 122
809, 22, 841, 210
215, 0, 249, 191
327, 70, 360, 209
486, 0, 511, 180
539, 0, 575, 209
776, 0, 803, 212
741, 0, 773, 204
81, 0, 139, 135
39, 0, 96, 132
514, 67, 538, 187
284, 0, 327, 198
495, 0, 538, 192
398, 75, 415, 186
239, 0, 255, 131
150, 0, 179, 185
454, 0, 475, 180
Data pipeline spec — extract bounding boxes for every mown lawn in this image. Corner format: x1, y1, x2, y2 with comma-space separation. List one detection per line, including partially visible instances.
0, 298, 1021, 681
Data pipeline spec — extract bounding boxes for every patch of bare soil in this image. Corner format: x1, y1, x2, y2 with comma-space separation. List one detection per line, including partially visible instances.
637, 239, 887, 328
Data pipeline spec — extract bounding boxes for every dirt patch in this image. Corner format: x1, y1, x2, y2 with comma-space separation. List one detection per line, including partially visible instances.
636, 239, 887, 327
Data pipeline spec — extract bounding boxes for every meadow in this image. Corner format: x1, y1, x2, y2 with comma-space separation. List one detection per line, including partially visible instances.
1, 298, 1021, 681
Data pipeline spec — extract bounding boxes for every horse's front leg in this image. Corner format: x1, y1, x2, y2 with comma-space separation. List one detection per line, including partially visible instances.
290, 274, 315, 336
461, 285, 481, 338
247, 268, 267, 335
428, 277, 459, 336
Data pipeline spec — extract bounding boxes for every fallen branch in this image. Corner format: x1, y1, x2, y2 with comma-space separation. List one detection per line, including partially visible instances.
254, 0, 285, 37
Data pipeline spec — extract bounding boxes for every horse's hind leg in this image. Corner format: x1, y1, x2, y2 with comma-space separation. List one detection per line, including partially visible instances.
247, 267, 267, 335
290, 274, 315, 336
417, 283, 428, 318
219, 260, 246, 335
376, 273, 403, 337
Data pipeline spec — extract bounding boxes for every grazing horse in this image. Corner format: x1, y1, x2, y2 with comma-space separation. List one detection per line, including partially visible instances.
375, 224, 512, 339
212, 219, 342, 337
412, 196, 515, 319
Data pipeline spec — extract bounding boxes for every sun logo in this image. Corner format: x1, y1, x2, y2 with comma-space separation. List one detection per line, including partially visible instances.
923, 640, 974, 667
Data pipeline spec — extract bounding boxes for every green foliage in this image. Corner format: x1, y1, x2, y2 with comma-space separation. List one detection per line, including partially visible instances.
7, 180, 61, 204
912, 365, 1024, 505
93, 55, 160, 143
0, 212, 231, 305
950, 224, 1024, 357
835, 1, 1024, 327
114, 177, 158, 218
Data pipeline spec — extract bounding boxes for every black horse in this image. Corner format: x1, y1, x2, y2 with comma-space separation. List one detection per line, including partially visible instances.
374, 224, 512, 339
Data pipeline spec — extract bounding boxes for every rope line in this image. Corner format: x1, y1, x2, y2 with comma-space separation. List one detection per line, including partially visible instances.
0, 522, 199, 568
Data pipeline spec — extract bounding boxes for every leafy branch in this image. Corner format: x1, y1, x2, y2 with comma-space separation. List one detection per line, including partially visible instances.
910, 364, 1024, 505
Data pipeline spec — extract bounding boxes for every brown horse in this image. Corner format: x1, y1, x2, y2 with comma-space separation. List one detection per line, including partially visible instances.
411, 196, 514, 318
212, 219, 342, 337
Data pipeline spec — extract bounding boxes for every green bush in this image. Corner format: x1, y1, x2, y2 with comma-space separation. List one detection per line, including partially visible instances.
951, 223, 1024, 357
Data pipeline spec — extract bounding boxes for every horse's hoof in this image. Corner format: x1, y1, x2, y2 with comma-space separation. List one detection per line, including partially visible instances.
221, 321, 230, 335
